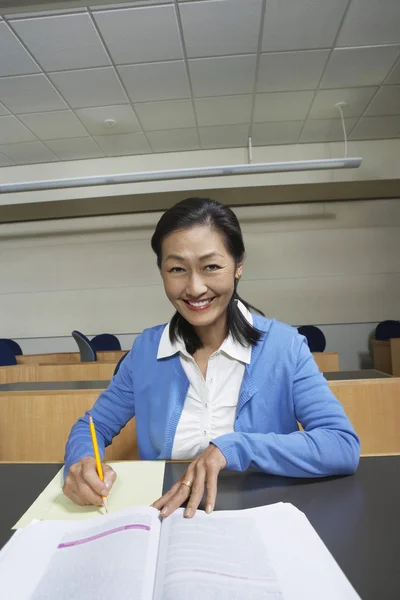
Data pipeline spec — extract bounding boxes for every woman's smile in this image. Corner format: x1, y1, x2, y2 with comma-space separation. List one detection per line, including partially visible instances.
183, 297, 216, 311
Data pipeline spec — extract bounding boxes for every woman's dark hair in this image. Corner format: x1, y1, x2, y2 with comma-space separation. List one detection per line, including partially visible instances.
151, 197, 264, 355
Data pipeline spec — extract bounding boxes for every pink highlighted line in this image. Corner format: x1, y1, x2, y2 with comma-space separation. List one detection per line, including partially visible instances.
58, 524, 150, 549
166, 568, 277, 583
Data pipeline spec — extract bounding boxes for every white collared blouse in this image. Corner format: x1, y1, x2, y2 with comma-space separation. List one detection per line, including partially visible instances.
157, 301, 253, 459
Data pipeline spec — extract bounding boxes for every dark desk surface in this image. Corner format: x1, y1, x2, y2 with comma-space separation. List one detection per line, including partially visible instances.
0, 457, 399, 600
324, 369, 391, 380
0, 380, 110, 392
0, 370, 391, 392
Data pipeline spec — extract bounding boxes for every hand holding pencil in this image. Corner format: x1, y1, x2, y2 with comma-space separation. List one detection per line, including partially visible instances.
62, 417, 117, 508
89, 414, 109, 513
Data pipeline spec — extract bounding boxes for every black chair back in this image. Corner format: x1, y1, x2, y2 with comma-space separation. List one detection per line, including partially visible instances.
0, 338, 22, 355
297, 325, 326, 353
0, 340, 17, 366
91, 334, 121, 351
113, 352, 128, 376
71, 330, 97, 362
375, 320, 400, 341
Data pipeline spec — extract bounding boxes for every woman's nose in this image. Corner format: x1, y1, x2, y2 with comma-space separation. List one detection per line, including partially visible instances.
185, 273, 207, 297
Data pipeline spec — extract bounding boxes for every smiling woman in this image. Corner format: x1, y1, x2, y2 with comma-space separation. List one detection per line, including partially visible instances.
63, 197, 360, 519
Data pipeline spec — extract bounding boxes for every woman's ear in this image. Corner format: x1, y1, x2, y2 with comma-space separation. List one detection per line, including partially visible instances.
235, 265, 243, 280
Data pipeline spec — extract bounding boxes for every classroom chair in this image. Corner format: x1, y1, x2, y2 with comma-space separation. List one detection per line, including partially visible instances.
0, 338, 22, 355
0, 340, 17, 366
91, 333, 121, 351
375, 320, 400, 341
71, 330, 97, 362
297, 325, 326, 352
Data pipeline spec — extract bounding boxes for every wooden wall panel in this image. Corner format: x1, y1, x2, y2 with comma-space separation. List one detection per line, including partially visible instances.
0, 379, 399, 462
0, 362, 115, 384
313, 352, 339, 372
331, 379, 400, 455
372, 340, 392, 374
16, 350, 127, 365
0, 391, 138, 463
390, 338, 400, 377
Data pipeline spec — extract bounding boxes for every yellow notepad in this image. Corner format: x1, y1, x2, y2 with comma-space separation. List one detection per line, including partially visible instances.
13, 461, 165, 529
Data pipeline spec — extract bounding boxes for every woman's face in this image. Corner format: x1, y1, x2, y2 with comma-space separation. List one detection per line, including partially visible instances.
160, 226, 242, 331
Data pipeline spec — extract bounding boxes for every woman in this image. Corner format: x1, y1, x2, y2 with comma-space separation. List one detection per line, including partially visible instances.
63, 197, 360, 517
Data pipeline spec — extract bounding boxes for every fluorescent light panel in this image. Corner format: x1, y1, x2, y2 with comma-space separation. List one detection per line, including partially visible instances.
0, 157, 362, 194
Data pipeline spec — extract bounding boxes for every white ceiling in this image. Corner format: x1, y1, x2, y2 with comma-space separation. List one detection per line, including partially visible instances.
0, 0, 399, 168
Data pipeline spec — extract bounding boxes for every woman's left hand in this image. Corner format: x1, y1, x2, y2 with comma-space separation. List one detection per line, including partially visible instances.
152, 445, 227, 519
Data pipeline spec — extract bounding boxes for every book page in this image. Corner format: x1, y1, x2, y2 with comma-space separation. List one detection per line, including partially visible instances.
154, 508, 283, 600
14, 461, 165, 528
1, 508, 161, 600
154, 503, 360, 600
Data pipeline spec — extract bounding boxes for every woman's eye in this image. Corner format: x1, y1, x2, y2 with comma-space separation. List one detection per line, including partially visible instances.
204, 264, 220, 272
169, 267, 185, 273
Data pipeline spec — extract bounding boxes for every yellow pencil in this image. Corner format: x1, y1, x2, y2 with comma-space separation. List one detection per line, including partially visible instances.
89, 414, 108, 513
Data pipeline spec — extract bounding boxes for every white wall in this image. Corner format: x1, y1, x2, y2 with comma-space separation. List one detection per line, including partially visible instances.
1, 198, 400, 369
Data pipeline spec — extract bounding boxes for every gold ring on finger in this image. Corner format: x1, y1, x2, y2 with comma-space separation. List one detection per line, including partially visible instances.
182, 478, 193, 489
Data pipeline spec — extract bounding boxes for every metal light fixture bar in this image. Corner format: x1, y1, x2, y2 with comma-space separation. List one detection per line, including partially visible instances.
0, 157, 362, 194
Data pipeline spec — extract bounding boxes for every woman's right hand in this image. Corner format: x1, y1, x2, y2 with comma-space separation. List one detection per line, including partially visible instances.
63, 456, 117, 506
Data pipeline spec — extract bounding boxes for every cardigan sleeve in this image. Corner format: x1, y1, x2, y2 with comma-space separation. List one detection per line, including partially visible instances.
64, 346, 136, 474
212, 339, 360, 477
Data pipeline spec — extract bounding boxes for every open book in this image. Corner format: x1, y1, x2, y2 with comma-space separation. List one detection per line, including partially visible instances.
0, 503, 360, 600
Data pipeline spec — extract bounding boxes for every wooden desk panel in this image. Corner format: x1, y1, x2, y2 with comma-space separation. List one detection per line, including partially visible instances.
313, 352, 339, 372
372, 340, 392, 375
330, 379, 400, 455
390, 338, 400, 377
0, 390, 138, 463
16, 350, 127, 365
0, 362, 116, 384
0, 378, 399, 462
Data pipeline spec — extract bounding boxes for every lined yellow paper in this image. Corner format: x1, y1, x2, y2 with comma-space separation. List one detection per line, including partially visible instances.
13, 461, 165, 529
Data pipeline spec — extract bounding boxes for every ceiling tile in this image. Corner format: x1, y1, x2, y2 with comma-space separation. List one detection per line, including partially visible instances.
93, 5, 182, 64
93, 132, 151, 155
350, 115, 400, 140
18, 110, 88, 140
337, 0, 400, 47
6, 8, 87, 18
118, 61, 190, 102
0, 115, 37, 144
146, 128, 199, 152
10, 14, 110, 72
134, 99, 195, 130
0, 21, 40, 77
74, 104, 141, 135
300, 118, 358, 143
308, 87, 378, 119
179, 0, 262, 58
257, 50, 329, 93
262, 0, 349, 51
320, 46, 400, 89
49, 67, 128, 108
194, 94, 252, 126
44, 137, 105, 160
0, 102, 10, 116
251, 121, 303, 145
386, 58, 400, 84
254, 91, 314, 122
0, 74, 67, 114
0, 152, 14, 167
91, 2, 172, 7
189, 55, 257, 97
0, 141, 58, 164
364, 85, 400, 116
199, 123, 249, 149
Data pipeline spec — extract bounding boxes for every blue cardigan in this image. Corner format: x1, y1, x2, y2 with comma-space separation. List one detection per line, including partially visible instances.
65, 315, 360, 476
